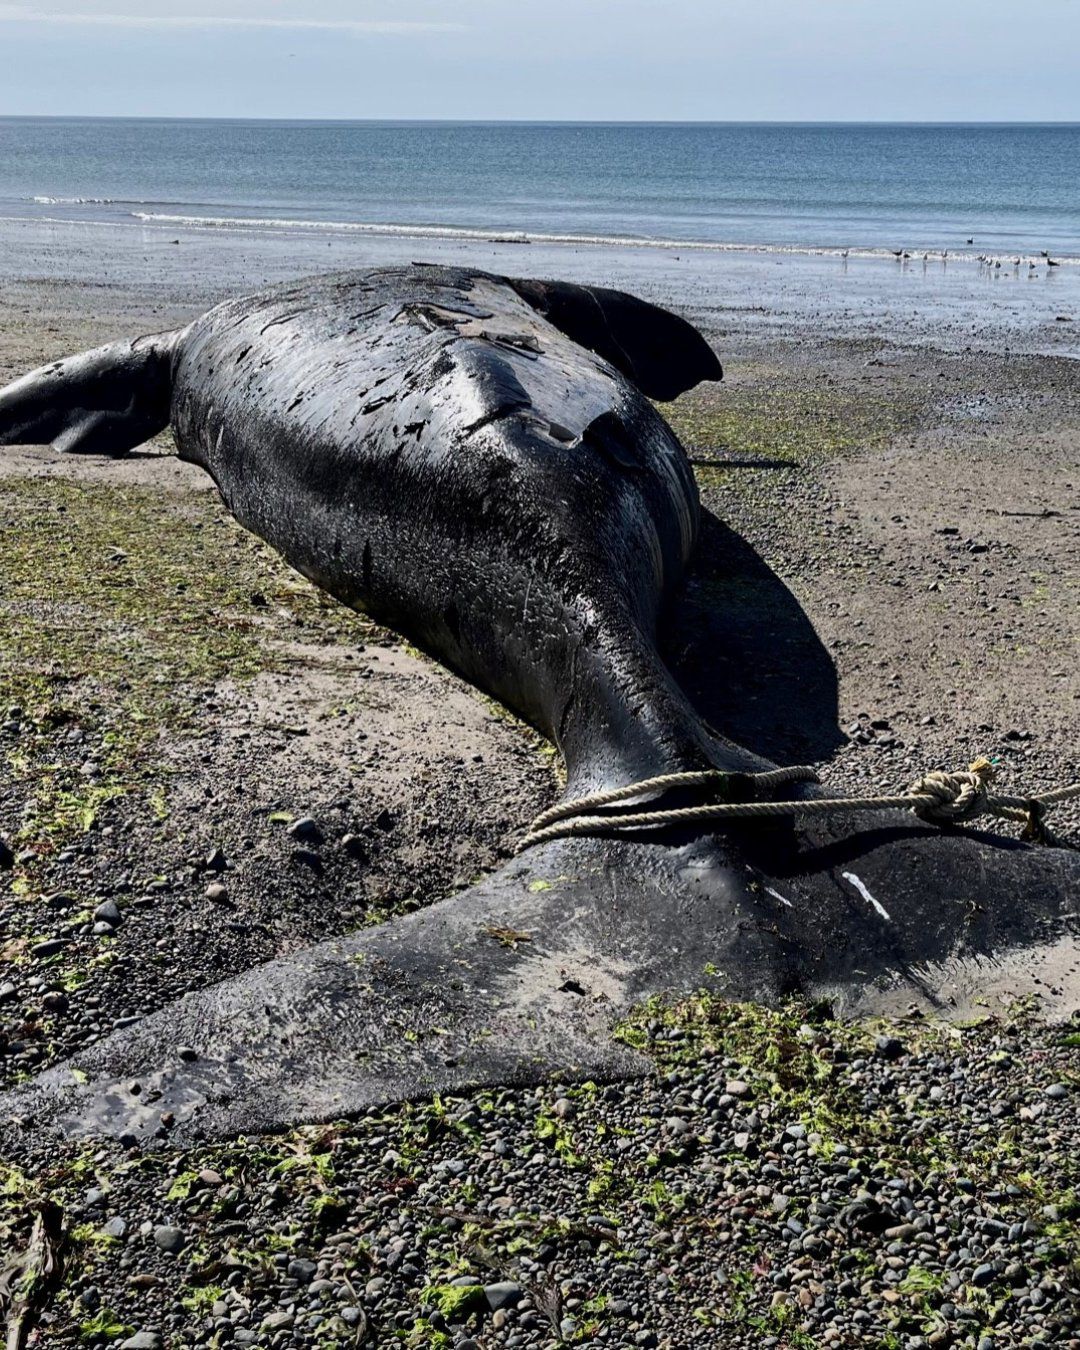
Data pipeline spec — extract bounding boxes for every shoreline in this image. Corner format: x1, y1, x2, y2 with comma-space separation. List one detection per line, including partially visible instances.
1, 213, 1079, 359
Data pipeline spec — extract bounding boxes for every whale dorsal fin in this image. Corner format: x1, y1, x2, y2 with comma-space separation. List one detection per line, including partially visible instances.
506, 277, 722, 401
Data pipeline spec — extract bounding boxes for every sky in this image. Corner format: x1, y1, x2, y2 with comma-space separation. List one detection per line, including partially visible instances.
0, 0, 1078, 122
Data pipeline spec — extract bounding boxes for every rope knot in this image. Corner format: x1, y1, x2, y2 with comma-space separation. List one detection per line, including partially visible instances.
907, 756, 995, 825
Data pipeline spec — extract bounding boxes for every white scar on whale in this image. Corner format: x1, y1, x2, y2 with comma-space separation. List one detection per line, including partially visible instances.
842, 871, 891, 922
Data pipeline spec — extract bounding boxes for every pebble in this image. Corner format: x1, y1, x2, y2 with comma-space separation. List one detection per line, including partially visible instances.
152, 1225, 185, 1254
287, 816, 324, 844
119, 1335, 162, 1350
93, 899, 123, 926
30, 938, 67, 959
484, 1281, 523, 1310
287, 1257, 317, 1283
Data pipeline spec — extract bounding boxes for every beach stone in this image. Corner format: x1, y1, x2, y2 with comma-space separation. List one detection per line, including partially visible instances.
0, 837, 13, 869
152, 1225, 185, 1253
0, 982, 17, 1003
30, 939, 67, 959
1044, 1083, 1067, 1099
93, 899, 122, 926
120, 1335, 162, 1350
484, 1282, 524, 1310
287, 816, 323, 844
205, 882, 229, 902
287, 1257, 317, 1282
341, 833, 367, 859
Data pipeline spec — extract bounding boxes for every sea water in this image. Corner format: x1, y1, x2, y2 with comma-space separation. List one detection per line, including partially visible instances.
1, 118, 1077, 263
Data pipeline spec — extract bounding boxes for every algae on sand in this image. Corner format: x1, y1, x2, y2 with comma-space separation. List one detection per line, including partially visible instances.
0, 476, 378, 877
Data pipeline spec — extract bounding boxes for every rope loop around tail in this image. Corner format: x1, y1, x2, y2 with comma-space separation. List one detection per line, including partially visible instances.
515, 753, 1080, 854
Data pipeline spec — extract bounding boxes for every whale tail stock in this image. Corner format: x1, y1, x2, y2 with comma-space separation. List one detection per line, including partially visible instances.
0, 328, 182, 457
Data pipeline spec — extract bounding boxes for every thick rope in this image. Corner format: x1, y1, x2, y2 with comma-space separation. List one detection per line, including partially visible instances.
516, 756, 1080, 853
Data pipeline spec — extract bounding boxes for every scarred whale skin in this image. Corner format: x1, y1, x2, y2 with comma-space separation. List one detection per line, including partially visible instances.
0, 264, 1078, 1149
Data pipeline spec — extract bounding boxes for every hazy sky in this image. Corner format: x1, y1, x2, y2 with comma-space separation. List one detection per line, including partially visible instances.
0, 0, 1077, 121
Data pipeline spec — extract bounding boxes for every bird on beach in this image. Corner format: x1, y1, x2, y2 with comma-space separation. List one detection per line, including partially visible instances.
966, 237, 974, 244
1047, 257, 1060, 267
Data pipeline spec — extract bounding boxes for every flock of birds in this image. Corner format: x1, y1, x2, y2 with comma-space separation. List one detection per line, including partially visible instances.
867, 239, 1062, 271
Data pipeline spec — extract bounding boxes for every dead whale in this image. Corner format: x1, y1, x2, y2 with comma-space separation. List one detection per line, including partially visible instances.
0, 264, 1077, 1147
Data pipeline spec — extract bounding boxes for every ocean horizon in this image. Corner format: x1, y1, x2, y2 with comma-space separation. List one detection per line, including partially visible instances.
1, 117, 1078, 263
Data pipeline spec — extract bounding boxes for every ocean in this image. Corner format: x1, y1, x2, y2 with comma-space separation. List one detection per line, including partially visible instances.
1, 118, 1078, 263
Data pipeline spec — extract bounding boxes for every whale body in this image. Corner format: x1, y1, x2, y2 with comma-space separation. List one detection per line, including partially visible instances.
0, 264, 1077, 1148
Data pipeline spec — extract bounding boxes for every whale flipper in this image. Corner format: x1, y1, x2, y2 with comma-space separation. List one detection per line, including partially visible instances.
507, 277, 722, 400
0, 330, 180, 456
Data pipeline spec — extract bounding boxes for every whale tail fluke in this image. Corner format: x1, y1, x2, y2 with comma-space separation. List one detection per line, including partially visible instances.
0, 329, 181, 457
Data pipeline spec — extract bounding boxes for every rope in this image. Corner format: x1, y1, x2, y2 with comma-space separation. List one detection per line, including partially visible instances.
516, 756, 1080, 853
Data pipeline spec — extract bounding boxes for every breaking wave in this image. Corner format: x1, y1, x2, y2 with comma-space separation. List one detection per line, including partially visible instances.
128, 211, 1080, 265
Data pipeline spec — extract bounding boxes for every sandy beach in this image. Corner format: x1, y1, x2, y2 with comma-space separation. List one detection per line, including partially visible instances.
1, 226, 1078, 1347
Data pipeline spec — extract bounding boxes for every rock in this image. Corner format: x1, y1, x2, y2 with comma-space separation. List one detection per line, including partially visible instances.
287, 816, 324, 844
1044, 1083, 1068, 1099
93, 899, 122, 926
30, 939, 67, 959
341, 833, 367, 860
287, 1257, 317, 1282
177, 1046, 198, 1062
725, 1079, 751, 1097
102, 1216, 127, 1239
875, 1035, 905, 1060
120, 1335, 162, 1350
484, 1282, 524, 1311
0, 982, 17, 1003
205, 882, 229, 902
0, 837, 13, 869
92, 921, 116, 936
152, 1225, 185, 1254
971, 1263, 996, 1287
205, 846, 227, 871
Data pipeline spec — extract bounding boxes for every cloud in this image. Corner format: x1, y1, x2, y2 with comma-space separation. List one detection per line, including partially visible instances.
0, 5, 464, 33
